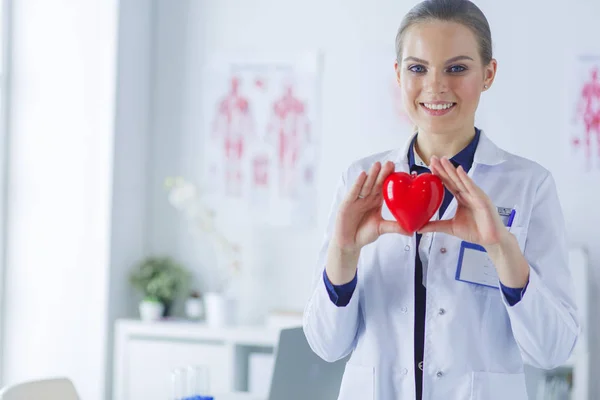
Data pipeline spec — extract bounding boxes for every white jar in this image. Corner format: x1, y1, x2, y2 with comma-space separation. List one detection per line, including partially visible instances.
204, 292, 236, 327
185, 297, 204, 320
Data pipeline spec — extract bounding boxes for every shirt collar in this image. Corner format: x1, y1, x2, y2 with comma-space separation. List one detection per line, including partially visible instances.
407, 128, 482, 170
389, 128, 506, 167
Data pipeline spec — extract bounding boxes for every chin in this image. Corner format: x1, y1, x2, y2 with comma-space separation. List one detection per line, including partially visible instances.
423, 110, 477, 132
415, 120, 456, 134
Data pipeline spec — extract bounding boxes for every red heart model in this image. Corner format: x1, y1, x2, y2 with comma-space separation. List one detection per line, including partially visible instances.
382, 172, 444, 234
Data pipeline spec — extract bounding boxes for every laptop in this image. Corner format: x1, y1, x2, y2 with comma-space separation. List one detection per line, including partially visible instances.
266, 327, 349, 400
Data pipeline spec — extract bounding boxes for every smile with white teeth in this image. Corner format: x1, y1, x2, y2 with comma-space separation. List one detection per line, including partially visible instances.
422, 103, 455, 110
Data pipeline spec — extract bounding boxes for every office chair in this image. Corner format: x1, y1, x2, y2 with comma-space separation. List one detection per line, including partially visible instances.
0, 377, 79, 400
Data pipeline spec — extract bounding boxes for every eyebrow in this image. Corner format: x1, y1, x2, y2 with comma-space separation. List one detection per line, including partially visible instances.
402, 55, 474, 65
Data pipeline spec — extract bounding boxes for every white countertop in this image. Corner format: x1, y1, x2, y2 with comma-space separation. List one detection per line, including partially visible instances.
115, 318, 296, 347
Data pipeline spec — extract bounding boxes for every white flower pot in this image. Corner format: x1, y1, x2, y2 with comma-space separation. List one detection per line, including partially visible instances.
139, 300, 164, 321
185, 297, 205, 320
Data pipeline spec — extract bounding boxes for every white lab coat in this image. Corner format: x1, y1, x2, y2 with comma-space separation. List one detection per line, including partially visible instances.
302, 131, 579, 400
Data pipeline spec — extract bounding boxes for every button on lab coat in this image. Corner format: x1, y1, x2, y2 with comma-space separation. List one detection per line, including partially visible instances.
302, 131, 579, 400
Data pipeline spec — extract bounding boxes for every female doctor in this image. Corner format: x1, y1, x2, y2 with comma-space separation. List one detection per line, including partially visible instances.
302, 0, 579, 399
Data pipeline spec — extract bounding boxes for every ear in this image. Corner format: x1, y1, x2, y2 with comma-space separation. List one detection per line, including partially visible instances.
482, 58, 498, 91
394, 60, 401, 86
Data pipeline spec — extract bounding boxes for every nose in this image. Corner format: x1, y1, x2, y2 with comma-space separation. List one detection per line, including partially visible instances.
424, 70, 448, 94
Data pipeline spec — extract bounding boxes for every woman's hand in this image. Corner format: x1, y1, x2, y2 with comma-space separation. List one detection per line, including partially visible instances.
418, 156, 508, 247
419, 155, 529, 288
332, 161, 409, 254
327, 161, 409, 285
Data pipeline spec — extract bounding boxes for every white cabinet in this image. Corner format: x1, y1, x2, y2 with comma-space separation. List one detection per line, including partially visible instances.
124, 339, 233, 399
113, 320, 283, 400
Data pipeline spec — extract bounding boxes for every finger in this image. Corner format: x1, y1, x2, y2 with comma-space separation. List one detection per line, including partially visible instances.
372, 161, 395, 196
456, 165, 481, 197
359, 162, 381, 198
456, 166, 492, 209
379, 220, 409, 236
430, 156, 460, 194
418, 220, 453, 235
433, 158, 464, 199
348, 171, 368, 200
440, 157, 468, 196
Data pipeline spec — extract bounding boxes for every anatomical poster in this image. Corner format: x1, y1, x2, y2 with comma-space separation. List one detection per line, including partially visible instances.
568, 54, 600, 171
201, 52, 322, 227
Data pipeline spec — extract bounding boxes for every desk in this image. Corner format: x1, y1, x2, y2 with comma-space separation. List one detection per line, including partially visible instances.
214, 393, 264, 400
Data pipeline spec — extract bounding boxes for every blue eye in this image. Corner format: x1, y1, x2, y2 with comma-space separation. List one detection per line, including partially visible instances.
409, 65, 426, 73
448, 65, 467, 73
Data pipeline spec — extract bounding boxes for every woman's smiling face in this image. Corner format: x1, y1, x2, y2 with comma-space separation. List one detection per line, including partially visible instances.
395, 20, 496, 135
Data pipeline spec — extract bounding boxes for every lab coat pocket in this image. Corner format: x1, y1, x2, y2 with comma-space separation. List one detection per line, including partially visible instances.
471, 371, 528, 400
337, 363, 374, 400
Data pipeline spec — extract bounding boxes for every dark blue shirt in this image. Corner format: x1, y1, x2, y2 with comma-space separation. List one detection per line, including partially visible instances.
323, 128, 528, 398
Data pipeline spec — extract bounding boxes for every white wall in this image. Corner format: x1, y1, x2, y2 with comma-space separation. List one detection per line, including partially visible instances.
148, 0, 600, 396
1, 1, 118, 399
147, 0, 199, 262
105, 0, 154, 398
0, 0, 12, 382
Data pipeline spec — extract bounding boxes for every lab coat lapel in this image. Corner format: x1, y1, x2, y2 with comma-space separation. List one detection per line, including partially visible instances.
440, 130, 506, 220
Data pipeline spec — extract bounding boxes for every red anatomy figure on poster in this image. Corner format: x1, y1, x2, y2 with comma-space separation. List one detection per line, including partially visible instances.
267, 85, 311, 197
212, 77, 254, 196
574, 67, 600, 169
252, 154, 269, 187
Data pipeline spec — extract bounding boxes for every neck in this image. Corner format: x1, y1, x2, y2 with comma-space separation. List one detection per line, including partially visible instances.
414, 126, 476, 165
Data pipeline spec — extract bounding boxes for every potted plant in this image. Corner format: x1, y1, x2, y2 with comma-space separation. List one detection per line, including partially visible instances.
129, 256, 190, 320
137, 295, 164, 322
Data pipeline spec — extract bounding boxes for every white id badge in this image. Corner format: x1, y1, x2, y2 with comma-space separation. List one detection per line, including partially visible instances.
455, 206, 516, 288
455, 242, 499, 288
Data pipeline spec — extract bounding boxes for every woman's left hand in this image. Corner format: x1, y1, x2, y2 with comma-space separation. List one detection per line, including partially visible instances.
418, 156, 507, 248
420, 156, 530, 288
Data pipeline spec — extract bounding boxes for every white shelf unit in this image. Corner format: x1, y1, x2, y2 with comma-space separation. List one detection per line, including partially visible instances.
112, 319, 287, 400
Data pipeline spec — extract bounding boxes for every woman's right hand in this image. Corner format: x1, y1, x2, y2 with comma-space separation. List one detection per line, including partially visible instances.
332, 161, 409, 254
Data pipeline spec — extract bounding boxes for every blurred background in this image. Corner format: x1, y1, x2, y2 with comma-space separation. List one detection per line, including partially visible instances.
0, 0, 597, 399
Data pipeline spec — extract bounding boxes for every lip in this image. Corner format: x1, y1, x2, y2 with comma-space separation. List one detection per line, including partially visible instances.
419, 102, 456, 116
